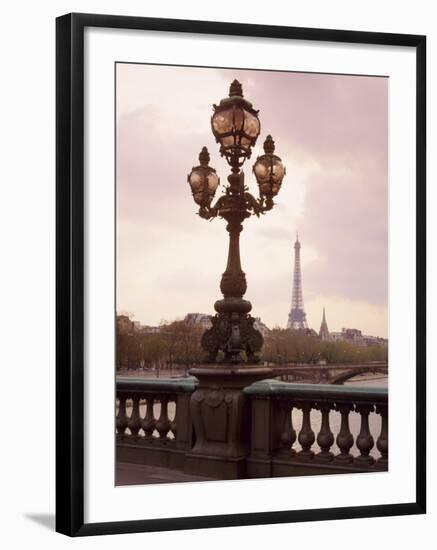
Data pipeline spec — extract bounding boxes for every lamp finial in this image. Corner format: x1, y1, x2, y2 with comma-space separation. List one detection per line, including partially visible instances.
199, 146, 210, 166
263, 135, 275, 154
229, 79, 243, 97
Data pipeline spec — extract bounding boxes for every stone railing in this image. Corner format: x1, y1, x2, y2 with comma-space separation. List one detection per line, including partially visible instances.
244, 379, 388, 478
116, 377, 197, 471
116, 376, 388, 480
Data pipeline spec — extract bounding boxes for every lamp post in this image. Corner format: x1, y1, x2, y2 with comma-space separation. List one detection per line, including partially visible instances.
184, 80, 286, 478
187, 79, 286, 364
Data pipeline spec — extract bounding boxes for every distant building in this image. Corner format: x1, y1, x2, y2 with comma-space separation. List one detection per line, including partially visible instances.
301, 327, 318, 338
329, 327, 387, 347
116, 314, 135, 335
253, 317, 270, 336
184, 313, 212, 330
184, 313, 270, 336
132, 320, 161, 334
342, 328, 363, 343
361, 334, 388, 347
117, 315, 162, 335
319, 308, 330, 341
137, 325, 162, 334
330, 331, 345, 342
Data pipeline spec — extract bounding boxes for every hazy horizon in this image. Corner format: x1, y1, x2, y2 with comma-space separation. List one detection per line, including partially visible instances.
116, 64, 388, 338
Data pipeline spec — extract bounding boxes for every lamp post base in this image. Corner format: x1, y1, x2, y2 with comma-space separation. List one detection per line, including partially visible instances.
201, 298, 264, 364
184, 364, 272, 479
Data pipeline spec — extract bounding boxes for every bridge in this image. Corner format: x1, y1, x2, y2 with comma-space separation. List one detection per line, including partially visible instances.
116, 375, 388, 484
273, 361, 388, 385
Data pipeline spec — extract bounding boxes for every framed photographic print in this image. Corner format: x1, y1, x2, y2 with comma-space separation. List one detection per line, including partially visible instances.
56, 13, 426, 536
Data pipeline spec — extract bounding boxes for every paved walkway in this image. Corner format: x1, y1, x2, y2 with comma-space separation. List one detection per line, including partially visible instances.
116, 462, 214, 486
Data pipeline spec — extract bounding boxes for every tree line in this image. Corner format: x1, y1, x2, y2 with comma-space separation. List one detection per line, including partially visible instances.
116, 318, 204, 371
116, 318, 387, 371
262, 328, 387, 365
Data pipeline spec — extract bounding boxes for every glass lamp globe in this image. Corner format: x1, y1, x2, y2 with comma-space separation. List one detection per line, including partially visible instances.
187, 147, 219, 206
253, 135, 286, 198
211, 79, 261, 168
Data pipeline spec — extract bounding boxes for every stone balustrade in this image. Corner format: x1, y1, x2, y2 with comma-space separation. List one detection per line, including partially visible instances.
116, 377, 197, 471
116, 376, 388, 480
244, 379, 388, 478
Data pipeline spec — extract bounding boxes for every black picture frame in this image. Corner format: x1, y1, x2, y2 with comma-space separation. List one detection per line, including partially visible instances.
56, 12, 426, 537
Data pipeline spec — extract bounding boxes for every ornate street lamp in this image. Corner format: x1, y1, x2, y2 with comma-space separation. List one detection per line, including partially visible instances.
253, 134, 286, 208
187, 79, 286, 364
187, 146, 220, 207
211, 79, 260, 169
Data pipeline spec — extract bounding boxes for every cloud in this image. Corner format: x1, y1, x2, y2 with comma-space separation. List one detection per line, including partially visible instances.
116, 64, 388, 337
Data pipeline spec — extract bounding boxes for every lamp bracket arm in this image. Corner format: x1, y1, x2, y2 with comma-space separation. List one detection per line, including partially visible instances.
242, 192, 262, 217
243, 192, 274, 217
198, 206, 217, 220
198, 195, 227, 220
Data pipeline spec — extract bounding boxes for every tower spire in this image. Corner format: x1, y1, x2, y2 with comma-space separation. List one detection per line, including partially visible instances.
319, 307, 330, 341
287, 233, 308, 330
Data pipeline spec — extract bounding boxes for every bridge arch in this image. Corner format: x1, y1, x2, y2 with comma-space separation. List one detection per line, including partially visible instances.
330, 367, 388, 385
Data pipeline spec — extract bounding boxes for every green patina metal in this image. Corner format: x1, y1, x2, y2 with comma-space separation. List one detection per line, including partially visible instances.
116, 377, 198, 393
243, 379, 387, 402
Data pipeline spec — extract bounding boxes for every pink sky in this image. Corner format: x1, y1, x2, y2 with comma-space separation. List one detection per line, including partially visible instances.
116, 64, 388, 337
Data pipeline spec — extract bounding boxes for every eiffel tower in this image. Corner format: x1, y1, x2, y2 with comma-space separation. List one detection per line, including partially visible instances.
287, 234, 308, 330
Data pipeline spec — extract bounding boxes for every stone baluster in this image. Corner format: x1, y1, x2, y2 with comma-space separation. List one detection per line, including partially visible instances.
298, 402, 315, 459
278, 402, 296, 455
169, 397, 177, 438
376, 404, 388, 467
127, 393, 142, 437
156, 397, 171, 439
116, 394, 128, 435
355, 403, 375, 465
141, 396, 156, 438
316, 402, 334, 461
335, 403, 354, 462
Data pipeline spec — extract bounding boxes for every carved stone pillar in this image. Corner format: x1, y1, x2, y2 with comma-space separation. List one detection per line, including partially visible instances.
297, 402, 315, 460
316, 402, 334, 461
184, 365, 272, 479
335, 403, 354, 463
355, 403, 375, 465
